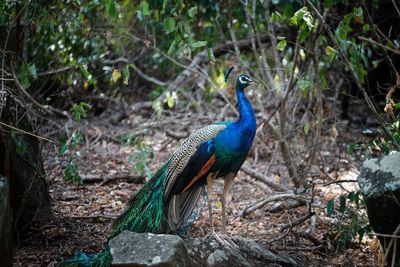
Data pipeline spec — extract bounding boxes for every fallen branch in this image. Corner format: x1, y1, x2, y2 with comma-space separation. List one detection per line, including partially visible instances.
240, 165, 287, 192
241, 193, 310, 217
279, 212, 315, 232
69, 214, 118, 220
80, 174, 146, 185
322, 179, 358, 186
266, 200, 305, 213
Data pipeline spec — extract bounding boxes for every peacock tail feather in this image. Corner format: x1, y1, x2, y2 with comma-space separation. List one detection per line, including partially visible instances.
63, 248, 111, 267
64, 163, 169, 267
111, 162, 169, 236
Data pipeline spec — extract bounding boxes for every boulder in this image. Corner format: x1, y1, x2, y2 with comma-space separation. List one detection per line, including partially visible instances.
358, 152, 400, 265
109, 230, 306, 267
109, 230, 193, 267
0, 175, 12, 267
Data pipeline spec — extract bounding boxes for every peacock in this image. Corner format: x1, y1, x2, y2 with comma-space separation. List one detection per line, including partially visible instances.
64, 72, 256, 267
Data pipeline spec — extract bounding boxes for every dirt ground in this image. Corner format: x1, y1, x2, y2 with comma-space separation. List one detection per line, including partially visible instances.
12, 98, 379, 267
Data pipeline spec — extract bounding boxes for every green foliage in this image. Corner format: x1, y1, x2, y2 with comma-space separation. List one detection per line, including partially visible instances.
327, 191, 372, 251
70, 102, 92, 122
58, 132, 85, 184
11, 132, 28, 156
363, 120, 400, 156
64, 161, 82, 185
290, 7, 315, 42
298, 79, 312, 95
129, 137, 154, 177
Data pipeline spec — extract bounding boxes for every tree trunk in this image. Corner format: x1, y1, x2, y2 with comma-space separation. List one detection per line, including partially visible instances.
0, 175, 12, 267
0, 105, 52, 232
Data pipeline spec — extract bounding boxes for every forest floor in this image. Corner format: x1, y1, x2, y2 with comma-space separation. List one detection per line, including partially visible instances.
12, 96, 380, 267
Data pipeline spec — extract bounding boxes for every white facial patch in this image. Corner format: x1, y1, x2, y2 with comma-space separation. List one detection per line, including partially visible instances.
239, 75, 251, 84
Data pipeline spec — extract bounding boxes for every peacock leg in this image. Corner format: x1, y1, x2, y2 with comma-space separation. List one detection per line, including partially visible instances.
206, 174, 215, 232
221, 173, 235, 235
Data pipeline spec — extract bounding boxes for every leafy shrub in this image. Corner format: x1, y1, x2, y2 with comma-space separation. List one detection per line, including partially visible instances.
327, 191, 372, 251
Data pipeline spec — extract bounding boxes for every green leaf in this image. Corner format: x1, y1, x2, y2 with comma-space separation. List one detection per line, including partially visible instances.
123, 65, 130, 85
64, 161, 82, 184
324, 0, 334, 9
291, 7, 315, 31
70, 102, 92, 122
187, 6, 197, 18
18, 63, 31, 89
207, 48, 215, 62
325, 45, 337, 61
162, 0, 168, 12
78, 64, 90, 78
140, 0, 149, 16
59, 141, 68, 155
327, 199, 334, 216
192, 41, 207, 48
105, 0, 117, 18
164, 91, 177, 108
164, 17, 176, 34
167, 40, 177, 55
270, 11, 284, 23
277, 39, 287, 51
298, 79, 311, 94
339, 195, 346, 213
303, 122, 309, 135
29, 63, 37, 79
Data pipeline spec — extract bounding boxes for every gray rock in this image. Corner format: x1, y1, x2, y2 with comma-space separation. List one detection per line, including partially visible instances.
0, 175, 12, 267
358, 152, 400, 198
186, 235, 307, 267
358, 152, 400, 266
207, 249, 228, 266
109, 230, 193, 267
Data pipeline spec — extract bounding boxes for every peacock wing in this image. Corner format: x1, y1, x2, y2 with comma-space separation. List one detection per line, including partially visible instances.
163, 123, 228, 232
163, 123, 228, 198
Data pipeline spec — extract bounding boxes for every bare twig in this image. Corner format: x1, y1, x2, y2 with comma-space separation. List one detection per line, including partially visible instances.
0, 121, 54, 143
357, 36, 400, 55
12, 70, 54, 115
129, 63, 167, 87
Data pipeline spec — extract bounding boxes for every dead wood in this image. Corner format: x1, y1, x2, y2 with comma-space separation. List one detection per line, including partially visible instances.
241, 193, 310, 218
279, 212, 316, 232
80, 174, 145, 184
240, 165, 287, 192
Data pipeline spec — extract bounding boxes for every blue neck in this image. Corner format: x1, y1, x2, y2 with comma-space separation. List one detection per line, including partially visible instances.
236, 88, 256, 128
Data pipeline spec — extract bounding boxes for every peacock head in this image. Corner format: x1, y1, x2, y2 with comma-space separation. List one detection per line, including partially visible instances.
236, 74, 254, 91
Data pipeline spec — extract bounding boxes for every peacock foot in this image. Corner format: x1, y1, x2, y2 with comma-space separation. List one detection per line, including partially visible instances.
208, 229, 239, 250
